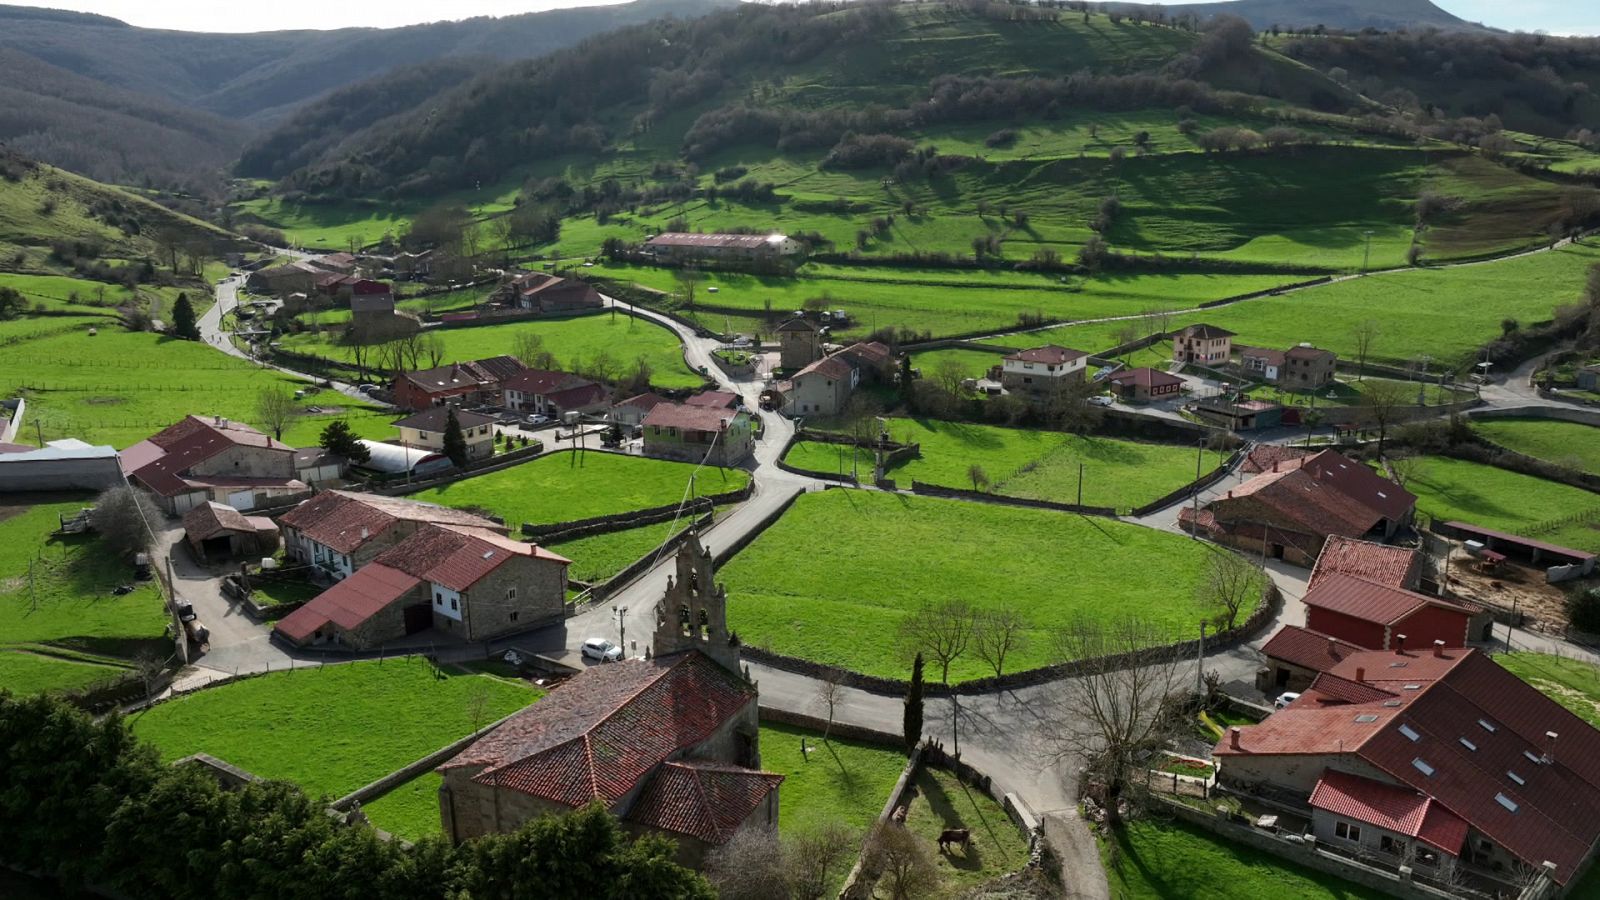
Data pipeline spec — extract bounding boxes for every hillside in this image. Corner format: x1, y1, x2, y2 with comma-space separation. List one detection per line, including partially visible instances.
1101, 0, 1487, 33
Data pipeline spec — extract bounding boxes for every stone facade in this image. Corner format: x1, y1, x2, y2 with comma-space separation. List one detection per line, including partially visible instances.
188, 443, 296, 480
437, 553, 568, 642
777, 318, 822, 370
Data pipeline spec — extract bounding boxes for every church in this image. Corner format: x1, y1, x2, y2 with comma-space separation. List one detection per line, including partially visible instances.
435, 532, 782, 865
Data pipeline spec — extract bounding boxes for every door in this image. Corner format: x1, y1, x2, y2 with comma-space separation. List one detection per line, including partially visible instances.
403, 603, 432, 635
1271, 543, 1285, 560
226, 490, 256, 511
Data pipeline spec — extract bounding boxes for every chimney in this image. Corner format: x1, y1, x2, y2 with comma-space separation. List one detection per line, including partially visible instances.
1355, 667, 1365, 683
1273, 460, 1280, 473
1226, 490, 1233, 498
360, 526, 369, 540
1327, 637, 1336, 654
1547, 731, 1559, 763
1395, 634, 1407, 654
1229, 727, 1241, 750
1433, 640, 1445, 658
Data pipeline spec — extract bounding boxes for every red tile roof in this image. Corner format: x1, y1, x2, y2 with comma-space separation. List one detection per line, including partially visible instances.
1262, 625, 1363, 675
646, 232, 789, 250
1239, 346, 1286, 366
1302, 573, 1473, 627
616, 392, 666, 412
1212, 450, 1414, 541
1310, 769, 1469, 854
1108, 367, 1183, 389
627, 760, 782, 843
794, 354, 856, 381
374, 523, 566, 591
685, 391, 741, 409
1177, 324, 1236, 340
274, 563, 420, 642
182, 501, 278, 543
444, 652, 756, 810
398, 357, 526, 396
1242, 445, 1309, 474
643, 402, 741, 433
1441, 522, 1597, 564
840, 341, 894, 369
1004, 345, 1087, 365
1311, 536, 1420, 590
500, 369, 598, 398
123, 416, 294, 497
278, 491, 501, 554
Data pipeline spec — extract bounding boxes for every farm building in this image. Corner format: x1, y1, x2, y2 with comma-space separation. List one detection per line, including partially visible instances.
121, 416, 303, 515
1300, 574, 1479, 652
1107, 367, 1183, 403
643, 231, 802, 264
0, 439, 122, 492
277, 491, 505, 582
641, 402, 754, 468
496, 271, 604, 314
182, 501, 280, 562
391, 356, 527, 410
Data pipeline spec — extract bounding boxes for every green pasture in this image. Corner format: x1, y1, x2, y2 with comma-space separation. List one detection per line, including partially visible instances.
1472, 418, 1600, 475
1401, 455, 1600, 552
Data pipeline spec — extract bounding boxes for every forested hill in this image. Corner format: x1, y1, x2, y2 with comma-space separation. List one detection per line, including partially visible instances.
0, 0, 734, 189
1099, 0, 1487, 33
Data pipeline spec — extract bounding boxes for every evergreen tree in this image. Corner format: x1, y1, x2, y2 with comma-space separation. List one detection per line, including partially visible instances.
171, 292, 199, 340
319, 419, 371, 464
442, 406, 469, 468
903, 652, 924, 753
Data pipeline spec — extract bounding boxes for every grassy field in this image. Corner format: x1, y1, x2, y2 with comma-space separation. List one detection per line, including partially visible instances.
904, 767, 1032, 894
232, 179, 520, 251
545, 518, 695, 584
278, 310, 704, 389
130, 657, 540, 800
1037, 241, 1600, 369
1401, 456, 1600, 552
1472, 418, 1600, 475
364, 771, 446, 842
722, 490, 1244, 682
785, 419, 1208, 511
1100, 818, 1389, 899
407, 450, 749, 530
0, 498, 168, 693
760, 721, 907, 834
1495, 653, 1600, 728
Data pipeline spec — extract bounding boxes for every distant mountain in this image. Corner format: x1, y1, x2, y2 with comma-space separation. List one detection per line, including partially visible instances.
1101, 0, 1490, 33
0, 0, 736, 187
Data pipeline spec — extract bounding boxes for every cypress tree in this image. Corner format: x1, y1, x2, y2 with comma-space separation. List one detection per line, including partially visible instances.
442, 406, 469, 468
171, 292, 199, 340
904, 652, 924, 753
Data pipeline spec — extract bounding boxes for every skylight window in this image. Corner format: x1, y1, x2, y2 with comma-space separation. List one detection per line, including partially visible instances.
1400, 724, 1421, 741
1383, 700, 1403, 708
1479, 719, 1498, 733
1525, 750, 1544, 765
1507, 771, 1526, 786
1404, 684, 1421, 691
1413, 758, 1436, 777
1389, 662, 1408, 668
1355, 714, 1378, 723
1496, 793, 1519, 813
1377, 491, 1388, 499
1459, 738, 1478, 752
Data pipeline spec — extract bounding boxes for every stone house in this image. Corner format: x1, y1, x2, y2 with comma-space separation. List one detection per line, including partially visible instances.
1216, 644, 1600, 893
500, 370, 607, 418
610, 392, 666, 432
246, 260, 327, 295
776, 317, 823, 370
392, 406, 497, 462
1173, 324, 1236, 366
1107, 367, 1183, 403
435, 533, 781, 867
496, 271, 604, 314
1282, 344, 1338, 389
999, 345, 1088, 398
783, 355, 857, 417
642, 402, 753, 468
182, 501, 280, 562
1239, 347, 1286, 382
391, 356, 527, 410
277, 491, 504, 582
643, 232, 802, 265
274, 523, 568, 648
837, 341, 896, 382
121, 415, 303, 514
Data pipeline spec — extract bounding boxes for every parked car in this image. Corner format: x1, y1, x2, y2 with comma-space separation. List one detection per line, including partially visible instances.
581, 638, 623, 662
1274, 691, 1301, 709
175, 601, 196, 623
1087, 395, 1115, 407
357, 384, 378, 394
525, 414, 551, 427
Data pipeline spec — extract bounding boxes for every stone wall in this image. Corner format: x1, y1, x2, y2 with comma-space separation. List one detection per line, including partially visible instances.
909, 480, 1118, 517
1128, 446, 1245, 517
462, 556, 567, 642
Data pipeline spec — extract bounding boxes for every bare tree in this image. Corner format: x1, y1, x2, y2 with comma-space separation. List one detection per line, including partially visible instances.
785, 822, 857, 900
967, 463, 989, 493
900, 598, 975, 686
1388, 454, 1422, 489
512, 332, 545, 368
815, 671, 845, 741
705, 828, 790, 900
864, 823, 938, 900
421, 332, 446, 368
933, 358, 968, 401
90, 485, 162, 560
973, 605, 1029, 677
1197, 550, 1257, 630
465, 680, 493, 734
255, 385, 297, 440
133, 651, 167, 702
1352, 319, 1380, 381
1045, 376, 1105, 435
675, 266, 702, 310
489, 215, 517, 265
1360, 380, 1411, 453
1041, 615, 1189, 827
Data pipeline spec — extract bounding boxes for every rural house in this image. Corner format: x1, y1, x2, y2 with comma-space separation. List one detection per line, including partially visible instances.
1309, 535, 1427, 592
349, 291, 420, 343
1283, 344, 1338, 388
278, 490, 505, 582
776, 317, 823, 370
837, 341, 896, 381
392, 407, 497, 462
246, 260, 329, 295
1173, 324, 1236, 366
121, 416, 303, 514
782, 354, 858, 417
1215, 644, 1600, 893
181, 501, 280, 562
495, 271, 604, 314
1107, 367, 1183, 403
642, 402, 753, 468
1180, 449, 1415, 566
392, 356, 527, 410
500, 370, 607, 418
437, 533, 781, 866
998, 345, 1088, 397
685, 390, 741, 410
643, 231, 802, 264
1299, 574, 1479, 653
275, 523, 568, 649
610, 392, 666, 432
1239, 347, 1286, 382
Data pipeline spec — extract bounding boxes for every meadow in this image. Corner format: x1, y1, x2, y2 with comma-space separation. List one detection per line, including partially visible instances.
130, 657, 540, 800
786, 418, 1208, 511
363, 771, 447, 842
545, 518, 695, 584
1400, 456, 1600, 552
903, 768, 1032, 895
759, 721, 907, 834
1472, 418, 1600, 475
721, 490, 1243, 682
407, 450, 749, 530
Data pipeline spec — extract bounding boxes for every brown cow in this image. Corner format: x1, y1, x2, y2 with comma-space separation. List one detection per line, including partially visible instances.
937, 828, 971, 853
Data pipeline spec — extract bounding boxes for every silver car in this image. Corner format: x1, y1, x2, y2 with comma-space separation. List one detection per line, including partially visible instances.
581, 638, 623, 662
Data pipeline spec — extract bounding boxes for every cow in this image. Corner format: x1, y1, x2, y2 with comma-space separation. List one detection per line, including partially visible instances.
937, 828, 971, 853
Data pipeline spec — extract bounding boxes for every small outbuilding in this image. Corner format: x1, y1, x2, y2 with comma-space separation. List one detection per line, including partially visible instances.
183, 501, 281, 562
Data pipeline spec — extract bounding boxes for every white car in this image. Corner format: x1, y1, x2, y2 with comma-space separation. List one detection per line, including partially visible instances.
1088, 395, 1115, 407
581, 638, 623, 662
1274, 691, 1301, 709
525, 414, 551, 426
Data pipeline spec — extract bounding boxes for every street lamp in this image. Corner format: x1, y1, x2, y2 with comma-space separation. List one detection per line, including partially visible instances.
613, 604, 629, 655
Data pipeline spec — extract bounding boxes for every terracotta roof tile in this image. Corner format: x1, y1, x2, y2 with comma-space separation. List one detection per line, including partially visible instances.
1004, 345, 1087, 365
627, 761, 783, 843
643, 402, 741, 432
1311, 536, 1420, 589
124, 416, 294, 497
274, 563, 420, 641
1108, 367, 1182, 389
278, 491, 500, 555
1309, 769, 1468, 854
685, 391, 741, 409
1177, 324, 1236, 340
1262, 625, 1363, 675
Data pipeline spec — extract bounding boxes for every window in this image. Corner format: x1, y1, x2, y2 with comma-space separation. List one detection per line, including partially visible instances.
1525, 750, 1544, 765
435, 593, 443, 606
509, 611, 519, 623
1507, 771, 1525, 785
449, 597, 458, 610
1335, 821, 1362, 843
1495, 793, 1519, 813
1412, 758, 1435, 777
1459, 737, 1478, 751
420, 431, 430, 440
1479, 718, 1498, 733
1381, 836, 1405, 856
1355, 714, 1378, 723
1399, 724, 1421, 742
506, 587, 517, 601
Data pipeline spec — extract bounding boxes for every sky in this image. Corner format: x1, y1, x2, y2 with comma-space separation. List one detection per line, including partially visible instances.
13, 0, 1600, 35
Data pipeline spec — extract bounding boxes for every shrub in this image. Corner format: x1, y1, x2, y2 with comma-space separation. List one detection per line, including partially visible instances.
1567, 587, 1600, 634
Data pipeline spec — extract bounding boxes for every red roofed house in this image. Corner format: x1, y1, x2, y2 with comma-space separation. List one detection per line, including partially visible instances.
274, 522, 568, 649
642, 402, 753, 468
1215, 644, 1600, 892
999, 345, 1088, 398
1182, 449, 1415, 566
1107, 367, 1183, 403
278, 491, 506, 582
837, 341, 896, 382
784, 353, 858, 416
496, 271, 603, 314
685, 390, 741, 410
121, 415, 303, 515
1239, 346, 1286, 382
500, 370, 607, 419
610, 392, 666, 432
776, 317, 822, 370
391, 356, 527, 411
437, 532, 781, 866
1300, 573, 1477, 652
1309, 535, 1425, 591
1260, 624, 1365, 693
1173, 323, 1235, 365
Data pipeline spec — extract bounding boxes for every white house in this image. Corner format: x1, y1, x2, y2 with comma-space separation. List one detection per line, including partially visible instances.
999, 345, 1088, 396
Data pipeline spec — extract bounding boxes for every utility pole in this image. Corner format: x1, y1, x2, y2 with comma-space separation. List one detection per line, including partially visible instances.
614, 604, 629, 655
1077, 462, 1084, 507
1362, 229, 1374, 273
1504, 596, 1519, 655
1190, 437, 1203, 539
1197, 621, 1206, 694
